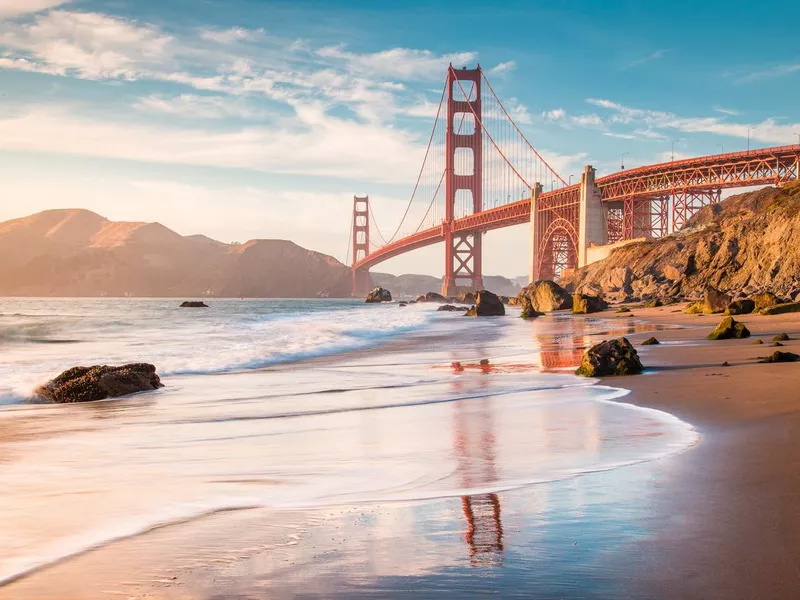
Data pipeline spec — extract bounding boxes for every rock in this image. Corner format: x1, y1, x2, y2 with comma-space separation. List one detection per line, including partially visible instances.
760, 302, 800, 315
641, 337, 660, 345
704, 288, 733, 314
772, 342, 784, 347
520, 298, 544, 319
575, 337, 643, 377
725, 299, 755, 315
458, 292, 475, 304
572, 293, 609, 314
773, 333, 790, 341
365, 287, 392, 303
663, 264, 684, 281
707, 317, 751, 340
398, 302, 408, 308
517, 280, 573, 313
180, 301, 208, 308
415, 292, 448, 303
758, 351, 800, 363
34, 363, 163, 403
499, 296, 510, 305
642, 299, 663, 308
437, 304, 463, 312
722, 361, 730, 367
479, 359, 490, 366
507, 296, 520, 306
751, 292, 785, 311
464, 290, 506, 317
616, 307, 631, 313
451, 361, 464, 372
754, 339, 764, 344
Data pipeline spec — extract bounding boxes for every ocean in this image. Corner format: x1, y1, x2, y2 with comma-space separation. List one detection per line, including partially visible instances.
0, 298, 697, 589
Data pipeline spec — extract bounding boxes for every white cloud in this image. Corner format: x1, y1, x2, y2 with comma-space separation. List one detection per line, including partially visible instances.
0, 0, 69, 18
316, 45, 477, 80
0, 10, 173, 79
543, 108, 565, 121
134, 94, 268, 120
0, 105, 427, 183
714, 106, 739, 116
198, 27, 264, 44
489, 60, 516, 75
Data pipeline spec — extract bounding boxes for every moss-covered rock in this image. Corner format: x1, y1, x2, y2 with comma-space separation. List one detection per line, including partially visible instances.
761, 302, 800, 315
516, 280, 573, 312
754, 338, 764, 344
641, 337, 660, 345
520, 299, 544, 319
575, 337, 643, 377
707, 317, 751, 340
758, 351, 800, 363
572, 293, 609, 314
616, 307, 631, 313
751, 292, 785, 311
725, 299, 755, 315
773, 333, 790, 341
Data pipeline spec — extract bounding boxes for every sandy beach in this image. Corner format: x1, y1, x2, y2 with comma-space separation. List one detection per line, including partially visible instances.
3, 304, 800, 599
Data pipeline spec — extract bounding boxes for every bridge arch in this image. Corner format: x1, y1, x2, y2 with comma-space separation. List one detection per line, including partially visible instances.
536, 218, 578, 282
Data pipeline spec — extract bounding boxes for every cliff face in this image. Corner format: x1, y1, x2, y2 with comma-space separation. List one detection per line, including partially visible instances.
0, 209, 351, 298
563, 183, 800, 302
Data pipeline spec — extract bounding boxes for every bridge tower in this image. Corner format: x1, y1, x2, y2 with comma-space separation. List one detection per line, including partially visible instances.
351, 195, 371, 296
442, 65, 483, 297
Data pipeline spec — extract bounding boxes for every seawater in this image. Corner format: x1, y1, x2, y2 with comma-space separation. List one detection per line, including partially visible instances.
0, 298, 697, 586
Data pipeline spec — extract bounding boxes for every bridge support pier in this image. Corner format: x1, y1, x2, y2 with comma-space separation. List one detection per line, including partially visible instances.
577, 166, 607, 268
528, 183, 543, 284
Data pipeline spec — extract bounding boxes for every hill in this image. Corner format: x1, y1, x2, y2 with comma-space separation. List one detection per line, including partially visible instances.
563, 183, 800, 302
371, 272, 522, 298
0, 210, 351, 298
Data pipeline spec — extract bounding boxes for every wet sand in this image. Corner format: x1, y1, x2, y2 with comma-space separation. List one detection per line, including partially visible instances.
4, 306, 800, 599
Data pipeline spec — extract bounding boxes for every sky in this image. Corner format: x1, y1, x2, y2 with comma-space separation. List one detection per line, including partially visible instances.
0, 0, 798, 277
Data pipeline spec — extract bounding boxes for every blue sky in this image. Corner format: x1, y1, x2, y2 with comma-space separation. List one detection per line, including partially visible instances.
0, 0, 798, 277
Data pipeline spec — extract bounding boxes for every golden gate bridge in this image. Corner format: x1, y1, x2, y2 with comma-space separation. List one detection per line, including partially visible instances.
347, 64, 800, 296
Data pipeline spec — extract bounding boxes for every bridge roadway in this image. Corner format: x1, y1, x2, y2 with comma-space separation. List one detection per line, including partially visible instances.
354, 144, 800, 273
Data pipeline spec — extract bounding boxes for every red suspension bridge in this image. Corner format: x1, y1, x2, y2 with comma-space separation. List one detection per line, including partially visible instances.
348, 65, 800, 296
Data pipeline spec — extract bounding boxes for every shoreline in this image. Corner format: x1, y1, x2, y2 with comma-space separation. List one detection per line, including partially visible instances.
3, 304, 800, 598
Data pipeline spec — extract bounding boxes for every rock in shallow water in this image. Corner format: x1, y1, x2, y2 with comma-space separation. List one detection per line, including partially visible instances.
365, 286, 392, 303
34, 363, 164, 403
464, 290, 505, 317
180, 301, 208, 308
575, 337, 643, 377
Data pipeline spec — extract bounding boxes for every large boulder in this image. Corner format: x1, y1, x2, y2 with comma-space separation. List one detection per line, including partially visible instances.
758, 351, 800, 363
34, 364, 163, 403
518, 280, 573, 312
760, 302, 800, 315
573, 293, 609, 314
575, 337, 643, 377
458, 292, 475, 304
751, 292, 785, 312
415, 292, 448, 303
465, 290, 506, 317
725, 299, 755, 315
365, 287, 392, 303
180, 301, 208, 308
707, 317, 751, 340
520, 298, 544, 319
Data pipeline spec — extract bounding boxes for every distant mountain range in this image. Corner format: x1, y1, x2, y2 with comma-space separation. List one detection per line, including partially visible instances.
0, 209, 527, 298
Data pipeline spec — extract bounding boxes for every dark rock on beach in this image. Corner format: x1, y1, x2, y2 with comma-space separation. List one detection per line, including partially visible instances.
773, 333, 790, 341
760, 302, 800, 316
365, 286, 392, 303
180, 301, 208, 308
572, 293, 608, 314
465, 290, 505, 317
758, 351, 800, 363
707, 317, 751, 340
437, 304, 464, 312
725, 299, 755, 315
415, 292, 448, 303
575, 337, 643, 377
517, 280, 573, 313
641, 337, 660, 345
34, 363, 163, 403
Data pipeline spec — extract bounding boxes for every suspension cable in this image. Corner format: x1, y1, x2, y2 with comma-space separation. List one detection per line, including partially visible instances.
344, 212, 353, 266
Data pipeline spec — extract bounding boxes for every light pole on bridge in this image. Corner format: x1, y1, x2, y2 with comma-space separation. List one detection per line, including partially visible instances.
716, 144, 724, 154
621, 152, 629, 170
795, 132, 800, 145
747, 127, 754, 152
670, 139, 683, 162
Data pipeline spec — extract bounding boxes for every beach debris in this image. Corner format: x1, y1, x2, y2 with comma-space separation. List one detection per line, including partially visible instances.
34, 363, 163, 403
760, 302, 800, 316
725, 299, 755, 315
616, 307, 631, 313
641, 337, 660, 345
758, 351, 800, 364
415, 292, 448, 303
722, 361, 730, 367
575, 337, 643, 377
180, 301, 208, 308
437, 304, 463, 312
464, 290, 506, 317
365, 286, 392, 303
754, 338, 764, 344
707, 317, 751, 340
515, 280, 573, 313
773, 333, 791, 341
450, 361, 465, 372
572, 293, 609, 314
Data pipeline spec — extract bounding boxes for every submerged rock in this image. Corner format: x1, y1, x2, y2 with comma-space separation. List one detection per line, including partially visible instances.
572, 293, 608, 314
725, 299, 755, 315
415, 292, 448, 303
34, 363, 163, 403
758, 351, 800, 363
707, 317, 751, 340
180, 301, 208, 308
575, 337, 643, 377
437, 304, 463, 312
465, 290, 505, 317
365, 287, 392, 303
760, 302, 800, 315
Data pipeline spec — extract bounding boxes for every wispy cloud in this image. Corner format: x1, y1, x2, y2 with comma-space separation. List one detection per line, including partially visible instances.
198, 27, 264, 44
714, 106, 739, 116
732, 62, 800, 84
134, 94, 268, 120
316, 45, 476, 80
0, 0, 70, 18
489, 60, 516, 75
621, 49, 669, 70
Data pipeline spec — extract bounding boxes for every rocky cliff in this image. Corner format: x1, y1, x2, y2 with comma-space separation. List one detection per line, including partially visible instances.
0, 209, 351, 297
563, 183, 800, 302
